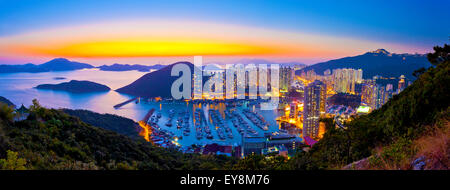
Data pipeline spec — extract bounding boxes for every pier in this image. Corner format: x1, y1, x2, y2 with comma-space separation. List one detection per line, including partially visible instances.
113, 97, 139, 109
142, 108, 155, 124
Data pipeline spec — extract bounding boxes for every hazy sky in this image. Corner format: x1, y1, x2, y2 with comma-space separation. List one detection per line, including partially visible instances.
0, 0, 448, 65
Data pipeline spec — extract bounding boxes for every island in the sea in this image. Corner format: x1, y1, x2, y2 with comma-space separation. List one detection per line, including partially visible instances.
36, 80, 111, 93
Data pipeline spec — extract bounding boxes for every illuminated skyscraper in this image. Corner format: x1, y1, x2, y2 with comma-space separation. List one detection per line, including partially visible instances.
361, 80, 376, 109
289, 102, 298, 119
318, 81, 327, 114
361, 81, 391, 110
303, 80, 325, 139
332, 68, 363, 94
280, 66, 294, 92
374, 85, 386, 109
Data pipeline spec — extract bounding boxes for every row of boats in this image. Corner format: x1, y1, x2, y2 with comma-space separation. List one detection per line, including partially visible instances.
144, 111, 177, 148
164, 109, 191, 138
154, 105, 270, 141
209, 109, 233, 140
242, 108, 270, 131
226, 109, 259, 136
149, 111, 162, 125
178, 111, 191, 136
194, 109, 214, 140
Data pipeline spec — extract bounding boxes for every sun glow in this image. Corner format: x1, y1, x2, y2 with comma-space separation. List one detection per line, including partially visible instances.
22, 40, 278, 58
0, 20, 420, 62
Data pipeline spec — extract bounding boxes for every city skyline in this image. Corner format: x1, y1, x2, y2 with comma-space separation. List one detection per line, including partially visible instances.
0, 0, 448, 174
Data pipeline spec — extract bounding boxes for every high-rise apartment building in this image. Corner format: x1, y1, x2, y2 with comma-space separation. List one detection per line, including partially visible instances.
280, 66, 294, 92
332, 68, 363, 94
303, 80, 326, 139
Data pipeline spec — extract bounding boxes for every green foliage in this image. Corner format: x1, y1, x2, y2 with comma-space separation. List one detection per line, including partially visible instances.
0, 103, 15, 122
0, 150, 27, 170
232, 154, 288, 170
413, 67, 426, 78
427, 44, 449, 66
367, 138, 415, 169
61, 109, 140, 138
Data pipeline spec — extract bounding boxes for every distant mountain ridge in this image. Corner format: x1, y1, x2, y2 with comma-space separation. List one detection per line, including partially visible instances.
0, 58, 94, 73
36, 80, 111, 93
97, 63, 165, 72
297, 49, 431, 79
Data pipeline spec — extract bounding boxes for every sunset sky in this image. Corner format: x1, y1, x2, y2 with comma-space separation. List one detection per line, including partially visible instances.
0, 0, 449, 65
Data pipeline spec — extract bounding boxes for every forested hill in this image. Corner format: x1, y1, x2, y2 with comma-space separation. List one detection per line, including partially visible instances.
0, 100, 236, 170
61, 109, 141, 139
0, 96, 15, 108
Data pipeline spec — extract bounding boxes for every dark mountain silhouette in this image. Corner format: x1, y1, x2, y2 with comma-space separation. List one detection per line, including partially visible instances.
296, 49, 431, 79
0, 96, 15, 108
0, 58, 94, 73
97, 63, 165, 72
36, 80, 110, 93
116, 62, 202, 98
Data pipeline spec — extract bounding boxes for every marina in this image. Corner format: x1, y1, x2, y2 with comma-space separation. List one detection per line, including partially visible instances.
133, 99, 285, 148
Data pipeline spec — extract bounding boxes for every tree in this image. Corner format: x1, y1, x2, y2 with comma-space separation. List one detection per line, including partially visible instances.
0, 150, 27, 170
427, 44, 449, 65
0, 103, 15, 122
29, 99, 41, 111
413, 67, 426, 78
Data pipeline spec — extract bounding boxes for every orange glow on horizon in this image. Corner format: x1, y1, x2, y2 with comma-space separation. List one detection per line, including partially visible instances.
0, 20, 425, 62
14, 39, 286, 58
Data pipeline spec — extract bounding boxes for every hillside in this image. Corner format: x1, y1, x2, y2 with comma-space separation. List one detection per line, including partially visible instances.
116, 62, 201, 98
0, 100, 236, 170
0, 58, 94, 73
36, 80, 111, 93
62, 109, 140, 139
0, 96, 15, 108
297, 49, 431, 79
288, 45, 449, 170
